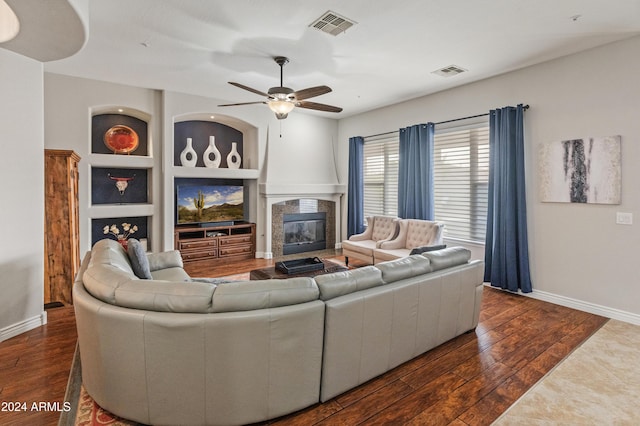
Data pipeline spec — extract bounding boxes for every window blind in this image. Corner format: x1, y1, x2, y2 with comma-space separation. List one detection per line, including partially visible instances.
363, 134, 399, 219
433, 126, 489, 242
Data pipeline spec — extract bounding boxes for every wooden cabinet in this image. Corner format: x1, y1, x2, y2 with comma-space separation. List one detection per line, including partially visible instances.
44, 150, 81, 305
175, 222, 255, 265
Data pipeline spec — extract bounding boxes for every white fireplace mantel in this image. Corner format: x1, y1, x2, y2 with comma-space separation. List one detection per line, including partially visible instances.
259, 183, 346, 198
259, 183, 346, 259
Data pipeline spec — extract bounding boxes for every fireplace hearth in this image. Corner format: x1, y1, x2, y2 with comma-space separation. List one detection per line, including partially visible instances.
282, 212, 326, 255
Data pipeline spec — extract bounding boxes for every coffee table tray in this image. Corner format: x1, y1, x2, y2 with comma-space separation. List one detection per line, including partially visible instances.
275, 257, 325, 274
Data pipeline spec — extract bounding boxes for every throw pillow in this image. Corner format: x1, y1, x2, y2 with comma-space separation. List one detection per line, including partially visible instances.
410, 244, 447, 255
127, 238, 152, 279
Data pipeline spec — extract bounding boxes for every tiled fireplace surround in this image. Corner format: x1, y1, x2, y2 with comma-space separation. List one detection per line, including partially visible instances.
260, 184, 345, 259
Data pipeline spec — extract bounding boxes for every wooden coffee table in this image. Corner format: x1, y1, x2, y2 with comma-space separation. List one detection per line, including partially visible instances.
250, 258, 348, 280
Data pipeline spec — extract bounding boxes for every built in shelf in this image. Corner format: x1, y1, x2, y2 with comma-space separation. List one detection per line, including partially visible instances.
89, 153, 154, 168
89, 204, 155, 219
172, 166, 260, 180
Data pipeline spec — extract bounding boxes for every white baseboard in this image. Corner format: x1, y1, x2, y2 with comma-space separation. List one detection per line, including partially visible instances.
335, 242, 342, 249
0, 311, 47, 342
486, 283, 640, 326
255, 251, 273, 259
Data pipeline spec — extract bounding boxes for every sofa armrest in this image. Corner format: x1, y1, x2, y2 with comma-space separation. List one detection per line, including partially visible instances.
147, 250, 184, 271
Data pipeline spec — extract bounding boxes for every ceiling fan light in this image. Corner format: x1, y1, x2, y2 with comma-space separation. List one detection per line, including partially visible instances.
0, 0, 20, 43
268, 99, 295, 116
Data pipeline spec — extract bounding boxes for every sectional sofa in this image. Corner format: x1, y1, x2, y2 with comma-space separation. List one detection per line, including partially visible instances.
73, 238, 484, 426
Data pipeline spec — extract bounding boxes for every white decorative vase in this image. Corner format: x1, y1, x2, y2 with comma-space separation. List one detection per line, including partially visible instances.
226, 142, 242, 169
180, 138, 197, 167
203, 136, 221, 168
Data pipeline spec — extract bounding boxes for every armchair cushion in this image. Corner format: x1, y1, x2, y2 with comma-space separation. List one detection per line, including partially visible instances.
374, 219, 445, 263
342, 239, 378, 256
343, 216, 400, 264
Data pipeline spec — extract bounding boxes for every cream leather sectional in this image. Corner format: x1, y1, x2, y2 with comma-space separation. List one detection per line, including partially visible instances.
74, 238, 484, 426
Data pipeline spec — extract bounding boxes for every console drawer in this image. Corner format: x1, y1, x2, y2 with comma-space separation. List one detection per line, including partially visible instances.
219, 235, 252, 246
179, 239, 217, 250
219, 245, 252, 257
181, 249, 218, 261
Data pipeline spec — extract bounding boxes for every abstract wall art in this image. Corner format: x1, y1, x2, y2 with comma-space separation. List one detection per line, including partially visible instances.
539, 135, 621, 204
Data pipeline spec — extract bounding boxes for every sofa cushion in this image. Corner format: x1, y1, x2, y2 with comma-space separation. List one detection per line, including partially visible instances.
127, 238, 152, 279
211, 278, 319, 313
314, 266, 383, 301
375, 255, 432, 283
147, 250, 184, 271
409, 244, 447, 255
422, 247, 471, 271
83, 263, 137, 305
151, 267, 191, 282
90, 238, 135, 275
114, 280, 216, 313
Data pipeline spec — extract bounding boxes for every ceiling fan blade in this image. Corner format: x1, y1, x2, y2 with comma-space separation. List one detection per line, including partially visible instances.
293, 85, 332, 100
296, 100, 343, 113
228, 82, 269, 98
218, 101, 267, 107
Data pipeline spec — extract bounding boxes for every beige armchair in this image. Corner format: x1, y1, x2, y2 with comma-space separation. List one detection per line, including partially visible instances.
373, 219, 444, 263
342, 216, 399, 265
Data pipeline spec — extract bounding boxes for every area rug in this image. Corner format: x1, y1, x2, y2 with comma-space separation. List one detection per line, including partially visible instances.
60, 344, 140, 426
493, 319, 640, 425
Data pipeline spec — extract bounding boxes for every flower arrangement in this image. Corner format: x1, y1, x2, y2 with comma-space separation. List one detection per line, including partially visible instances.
103, 223, 138, 247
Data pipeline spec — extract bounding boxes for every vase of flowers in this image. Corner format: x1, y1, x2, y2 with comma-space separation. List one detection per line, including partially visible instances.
103, 222, 138, 250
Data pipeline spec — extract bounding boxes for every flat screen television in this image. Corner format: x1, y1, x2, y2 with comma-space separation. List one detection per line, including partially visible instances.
176, 184, 244, 225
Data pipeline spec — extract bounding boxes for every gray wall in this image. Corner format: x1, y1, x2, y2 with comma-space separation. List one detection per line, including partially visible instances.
0, 49, 46, 340
338, 35, 640, 322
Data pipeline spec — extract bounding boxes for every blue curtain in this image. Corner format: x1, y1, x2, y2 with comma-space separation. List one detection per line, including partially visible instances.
398, 123, 434, 219
347, 136, 365, 237
484, 104, 532, 293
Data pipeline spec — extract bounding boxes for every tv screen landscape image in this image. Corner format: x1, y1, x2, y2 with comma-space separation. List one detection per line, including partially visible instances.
177, 184, 244, 225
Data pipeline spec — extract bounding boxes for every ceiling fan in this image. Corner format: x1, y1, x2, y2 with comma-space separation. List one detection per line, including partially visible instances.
218, 56, 343, 120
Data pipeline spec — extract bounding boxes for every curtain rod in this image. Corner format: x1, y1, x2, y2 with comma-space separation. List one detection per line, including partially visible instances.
362, 104, 529, 139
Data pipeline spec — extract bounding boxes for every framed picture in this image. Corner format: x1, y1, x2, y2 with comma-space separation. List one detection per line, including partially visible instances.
539, 135, 621, 204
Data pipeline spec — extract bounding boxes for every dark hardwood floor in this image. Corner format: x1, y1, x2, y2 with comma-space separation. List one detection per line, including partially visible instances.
0, 255, 608, 426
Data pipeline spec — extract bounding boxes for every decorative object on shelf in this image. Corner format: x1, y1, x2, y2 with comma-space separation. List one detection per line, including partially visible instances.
180, 137, 198, 167
104, 125, 139, 154
203, 136, 222, 168
103, 222, 138, 250
107, 173, 135, 195
227, 142, 242, 169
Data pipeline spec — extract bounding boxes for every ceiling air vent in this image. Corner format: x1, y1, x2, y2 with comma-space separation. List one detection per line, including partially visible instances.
310, 10, 357, 36
432, 65, 468, 77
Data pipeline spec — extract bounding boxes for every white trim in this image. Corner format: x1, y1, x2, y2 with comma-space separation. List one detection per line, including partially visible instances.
255, 251, 273, 259
485, 283, 640, 326
0, 311, 47, 342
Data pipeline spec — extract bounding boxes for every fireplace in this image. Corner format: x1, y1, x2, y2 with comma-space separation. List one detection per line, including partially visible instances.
283, 212, 326, 255
269, 197, 339, 258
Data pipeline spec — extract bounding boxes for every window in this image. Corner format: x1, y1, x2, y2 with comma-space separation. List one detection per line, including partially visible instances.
433, 125, 489, 242
360, 123, 489, 243
362, 134, 399, 219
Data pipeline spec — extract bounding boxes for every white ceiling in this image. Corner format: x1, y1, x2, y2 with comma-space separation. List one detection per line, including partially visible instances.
16, 1, 640, 118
